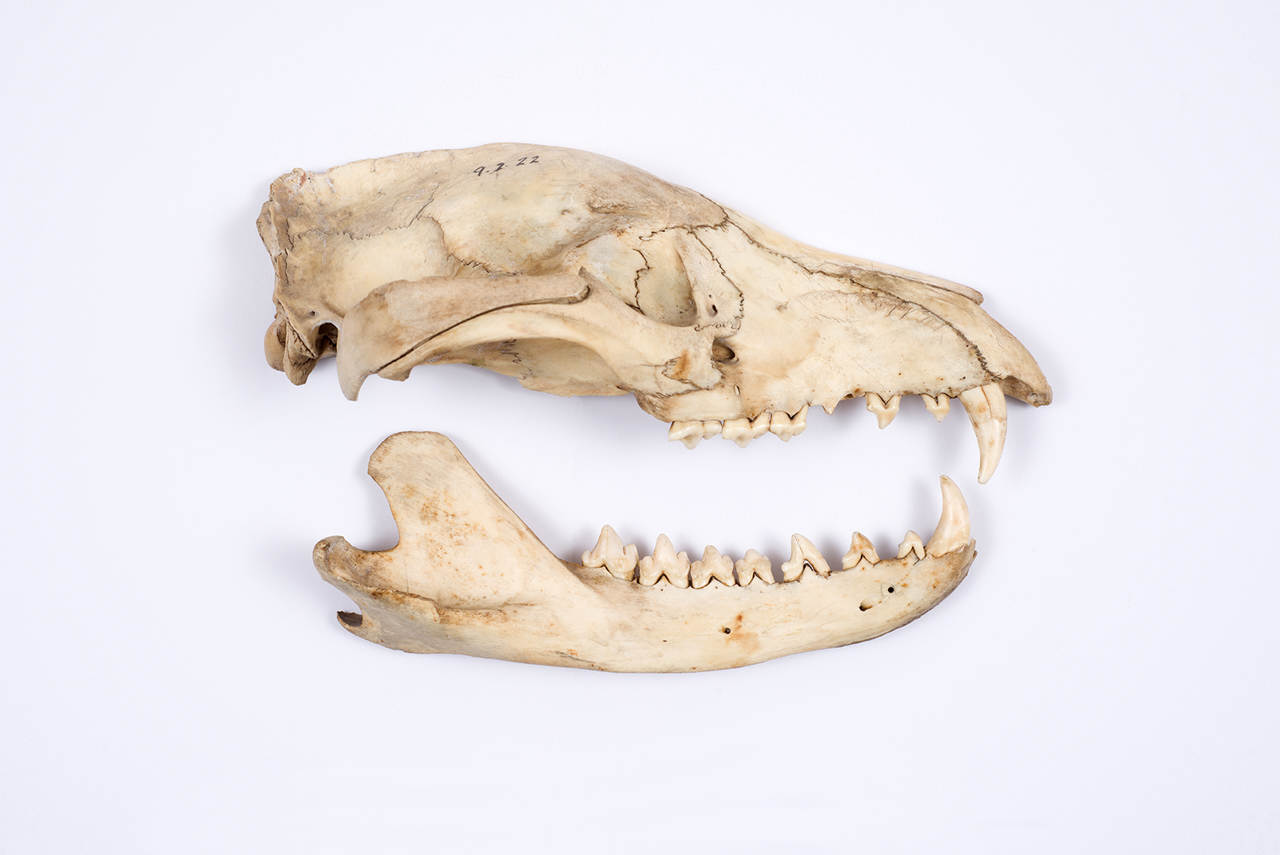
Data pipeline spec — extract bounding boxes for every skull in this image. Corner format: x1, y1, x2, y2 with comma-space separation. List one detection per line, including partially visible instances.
259, 143, 1051, 481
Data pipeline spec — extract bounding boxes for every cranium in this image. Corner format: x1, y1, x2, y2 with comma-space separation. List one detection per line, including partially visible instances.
259, 143, 1050, 483
317, 432, 976, 672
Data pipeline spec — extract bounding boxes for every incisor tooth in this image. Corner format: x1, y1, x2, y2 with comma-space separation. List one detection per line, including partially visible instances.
897, 531, 926, 562
690, 546, 736, 588
926, 476, 970, 557
582, 525, 639, 581
958, 383, 1007, 484
734, 549, 774, 585
866, 393, 901, 429
637, 534, 690, 587
841, 532, 880, 569
668, 420, 704, 449
780, 534, 830, 582
923, 393, 950, 422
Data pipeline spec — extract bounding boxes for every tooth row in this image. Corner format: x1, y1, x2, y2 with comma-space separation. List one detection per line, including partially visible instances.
666, 384, 1006, 483
580, 478, 969, 587
669, 406, 808, 449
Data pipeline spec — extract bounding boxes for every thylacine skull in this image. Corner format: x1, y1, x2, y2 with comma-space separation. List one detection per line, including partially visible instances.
259, 143, 1051, 481
318, 432, 976, 672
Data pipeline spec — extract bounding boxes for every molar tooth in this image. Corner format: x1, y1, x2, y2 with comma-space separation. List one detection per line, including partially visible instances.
734, 549, 774, 585
841, 532, 880, 569
926, 476, 971, 557
866, 393, 901, 429
722, 417, 752, 446
769, 405, 808, 441
896, 531, 926, 562
780, 534, 830, 582
637, 534, 690, 587
958, 383, 1007, 484
922, 393, 950, 422
668, 420, 704, 449
690, 546, 735, 588
581, 525, 638, 581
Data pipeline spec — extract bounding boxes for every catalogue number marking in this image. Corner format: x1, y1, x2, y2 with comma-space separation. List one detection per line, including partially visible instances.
472, 154, 539, 177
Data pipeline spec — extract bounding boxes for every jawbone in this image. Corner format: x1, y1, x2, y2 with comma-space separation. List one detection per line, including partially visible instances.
314, 432, 976, 672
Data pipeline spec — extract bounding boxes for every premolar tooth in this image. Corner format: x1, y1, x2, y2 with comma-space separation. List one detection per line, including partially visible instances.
822, 398, 839, 416
668, 420, 704, 449
637, 534, 690, 587
734, 549, 774, 585
866, 393, 900, 429
841, 532, 880, 569
722, 417, 751, 446
923, 393, 950, 422
926, 476, 971, 557
748, 412, 771, 440
897, 531, 926, 562
700, 420, 723, 441
582, 525, 638, 580
780, 534, 830, 582
690, 546, 735, 588
958, 383, 1007, 484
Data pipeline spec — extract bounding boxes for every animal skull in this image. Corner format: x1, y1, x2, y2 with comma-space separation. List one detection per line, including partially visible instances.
317, 432, 976, 672
259, 144, 1051, 482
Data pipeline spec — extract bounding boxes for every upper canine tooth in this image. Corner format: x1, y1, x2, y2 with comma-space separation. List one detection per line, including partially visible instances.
926, 476, 971, 557
668, 420, 704, 449
922, 393, 950, 422
735, 549, 774, 585
841, 532, 880, 569
896, 531, 926, 562
958, 383, 1007, 484
780, 534, 830, 582
866, 393, 901, 429
690, 546, 736, 588
638, 534, 690, 587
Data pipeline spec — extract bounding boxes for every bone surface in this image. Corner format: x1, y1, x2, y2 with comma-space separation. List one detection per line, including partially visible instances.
261, 144, 1051, 481
314, 432, 977, 672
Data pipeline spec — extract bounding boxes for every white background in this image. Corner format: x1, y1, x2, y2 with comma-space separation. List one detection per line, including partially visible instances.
3, 1, 1277, 852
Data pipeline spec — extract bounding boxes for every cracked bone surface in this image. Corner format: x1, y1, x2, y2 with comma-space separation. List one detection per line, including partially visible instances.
314, 432, 976, 672
261, 144, 1050, 482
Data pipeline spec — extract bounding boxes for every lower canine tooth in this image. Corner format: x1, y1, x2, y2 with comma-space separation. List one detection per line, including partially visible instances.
841, 532, 880, 569
926, 476, 970, 557
734, 549, 774, 585
867, 393, 901, 429
897, 531, 926, 562
690, 546, 735, 588
668, 421, 705, 449
780, 534, 830, 581
958, 383, 1008, 484
923, 393, 950, 422
638, 534, 690, 587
